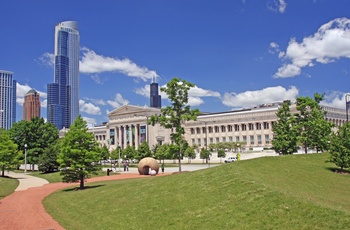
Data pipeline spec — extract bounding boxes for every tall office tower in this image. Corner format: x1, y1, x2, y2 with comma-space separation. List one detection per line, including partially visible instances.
47, 21, 80, 129
23, 89, 40, 121
150, 77, 161, 108
0, 70, 17, 130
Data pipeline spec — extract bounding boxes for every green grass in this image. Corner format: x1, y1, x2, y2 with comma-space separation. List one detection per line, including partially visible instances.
30, 170, 115, 183
0, 176, 19, 200
44, 153, 350, 229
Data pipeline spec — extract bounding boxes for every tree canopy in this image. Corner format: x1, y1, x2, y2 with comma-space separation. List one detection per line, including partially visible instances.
149, 78, 200, 171
0, 129, 20, 176
328, 122, 350, 171
9, 117, 58, 169
57, 115, 101, 189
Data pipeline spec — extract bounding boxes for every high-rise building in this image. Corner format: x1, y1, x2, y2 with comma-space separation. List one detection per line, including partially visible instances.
47, 21, 80, 129
23, 89, 40, 121
0, 70, 16, 130
150, 78, 161, 108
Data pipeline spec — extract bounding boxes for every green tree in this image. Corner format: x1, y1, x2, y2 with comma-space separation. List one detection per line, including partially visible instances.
122, 145, 137, 161
100, 145, 110, 162
200, 148, 211, 163
0, 129, 20, 176
217, 149, 226, 163
9, 117, 58, 170
295, 93, 333, 153
154, 144, 171, 163
38, 140, 61, 173
272, 100, 298, 155
184, 146, 196, 163
57, 116, 101, 190
328, 122, 350, 171
136, 141, 152, 160
149, 78, 200, 172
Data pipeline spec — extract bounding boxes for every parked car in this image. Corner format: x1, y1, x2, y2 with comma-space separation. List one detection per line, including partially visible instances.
224, 157, 237, 163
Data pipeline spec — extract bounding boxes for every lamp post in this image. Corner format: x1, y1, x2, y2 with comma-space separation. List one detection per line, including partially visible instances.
346, 94, 350, 122
118, 144, 121, 172
24, 144, 27, 173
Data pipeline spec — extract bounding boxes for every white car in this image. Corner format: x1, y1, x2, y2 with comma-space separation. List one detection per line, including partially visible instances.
224, 157, 237, 163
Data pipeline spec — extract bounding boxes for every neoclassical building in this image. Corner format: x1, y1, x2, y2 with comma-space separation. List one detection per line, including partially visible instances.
89, 102, 347, 152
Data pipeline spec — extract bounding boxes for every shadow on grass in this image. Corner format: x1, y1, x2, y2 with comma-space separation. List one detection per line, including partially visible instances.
0, 175, 18, 180
326, 167, 350, 174
63, 184, 106, 192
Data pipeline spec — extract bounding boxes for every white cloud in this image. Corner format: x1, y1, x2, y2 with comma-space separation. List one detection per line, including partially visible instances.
90, 74, 105, 84
135, 84, 221, 107
274, 17, 350, 78
41, 99, 47, 108
79, 47, 158, 81
321, 91, 350, 109
269, 42, 280, 54
16, 82, 47, 106
107, 93, 129, 109
79, 100, 101, 115
36, 52, 54, 67
83, 117, 97, 127
82, 97, 107, 106
267, 0, 287, 14
222, 86, 299, 108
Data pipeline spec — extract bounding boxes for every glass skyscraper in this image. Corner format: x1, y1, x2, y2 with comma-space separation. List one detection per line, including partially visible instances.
0, 70, 17, 130
47, 21, 80, 129
150, 79, 161, 108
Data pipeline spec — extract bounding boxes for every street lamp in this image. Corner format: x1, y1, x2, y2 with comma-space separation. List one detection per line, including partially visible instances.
118, 144, 121, 172
24, 144, 27, 173
346, 94, 350, 122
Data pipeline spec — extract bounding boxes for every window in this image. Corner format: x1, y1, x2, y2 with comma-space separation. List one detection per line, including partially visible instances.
197, 138, 201, 147
222, 137, 226, 142
228, 125, 233, 132
236, 136, 240, 142
263, 122, 270, 130
241, 124, 247, 131
204, 138, 207, 146
210, 138, 213, 144
250, 135, 254, 145
249, 123, 254, 130
256, 123, 261, 130
209, 126, 213, 133
192, 138, 195, 145
229, 136, 233, 142
191, 128, 195, 134
221, 125, 226, 132
234, 124, 240, 131
202, 127, 207, 134
196, 127, 201, 134
265, 135, 270, 144
216, 137, 220, 143
215, 126, 220, 133
243, 136, 247, 144
257, 135, 262, 144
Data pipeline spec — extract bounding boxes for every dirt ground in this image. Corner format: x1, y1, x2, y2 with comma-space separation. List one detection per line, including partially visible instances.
0, 173, 164, 230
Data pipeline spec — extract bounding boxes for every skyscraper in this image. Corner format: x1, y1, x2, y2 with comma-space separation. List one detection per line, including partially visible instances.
47, 21, 80, 130
0, 70, 16, 130
23, 89, 40, 121
150, 78, 161, 108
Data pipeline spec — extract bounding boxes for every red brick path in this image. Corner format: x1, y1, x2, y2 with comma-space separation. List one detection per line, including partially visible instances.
0, 174, 156, 230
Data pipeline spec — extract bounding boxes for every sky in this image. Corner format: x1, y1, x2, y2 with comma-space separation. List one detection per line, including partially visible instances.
1, 0, 350, 126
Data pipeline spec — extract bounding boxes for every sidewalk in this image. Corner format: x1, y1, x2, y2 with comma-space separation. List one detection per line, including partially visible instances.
4, 171, 49, 191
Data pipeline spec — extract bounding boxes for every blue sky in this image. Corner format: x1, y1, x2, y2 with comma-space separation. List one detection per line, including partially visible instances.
1, 0, 350, 126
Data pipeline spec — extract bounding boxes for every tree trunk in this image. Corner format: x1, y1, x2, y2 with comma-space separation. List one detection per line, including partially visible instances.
304, 142, 308, 154
1, 168, 4, 177
178, 151, 182, 172
80, 171, 85, 190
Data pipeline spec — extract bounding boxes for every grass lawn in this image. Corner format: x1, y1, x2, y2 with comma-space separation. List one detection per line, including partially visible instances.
0, 176, 19, 200
44, 153, 350, 229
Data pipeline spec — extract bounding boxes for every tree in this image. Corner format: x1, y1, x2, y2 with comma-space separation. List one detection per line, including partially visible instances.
136, 141, 152, 160
38, 140, 61, 173
184, 146, 196, 163
149, 78, 200, 172
0, 129, 20, 176
57, 116, 101, 190
154, 144, 171, 163
100, 145, 110, 162
328, 122, 350, 171
217, 149, 226, 163
272, 100, 298, 155
295, 93, 333, 153
200, 148, 211, 163
122, 145, 137, 161
9, 117, 58, 170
